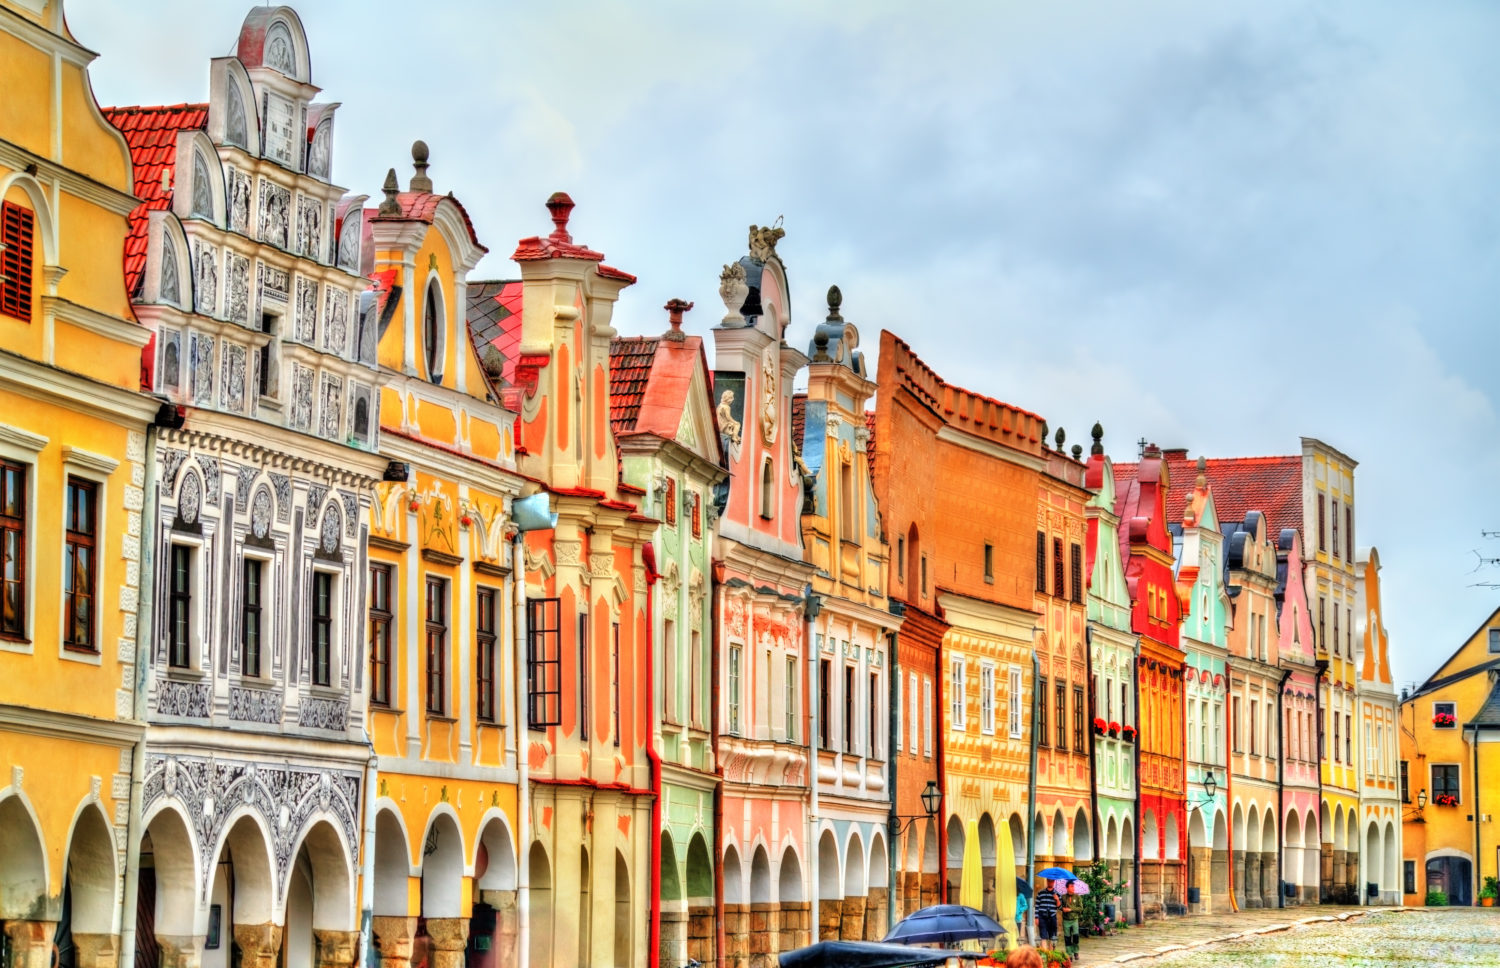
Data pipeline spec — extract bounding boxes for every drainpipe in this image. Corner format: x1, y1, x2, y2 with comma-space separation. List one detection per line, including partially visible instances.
886, 626, 900, 933
1472, 724, 1482, 907
1027, 649, 1040, 944
358, 752, 379, 965
1226, 673, 1237, 914
514, 530, 531, 968
1131, 656, 1143, 925
119, 425, 159, 968
644, 543, 662, 967
1178, 666, 1188, 913
710, 562, 725, 964
1275, 666, 1293, 909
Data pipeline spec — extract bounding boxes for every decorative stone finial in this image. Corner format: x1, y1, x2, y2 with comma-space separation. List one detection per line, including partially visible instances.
1055, 426, 1066, 451
1091, 422, 1104, 456
547, 192, 574, 242
664, 299, 693, 341
378, 168, 401, 216
719, 262, 748, 326
826, 285, 843, 321
1072, 444, 1083, 461
1039, 420, 1049, 448
1196, 455, 1207, 488
410, 141, 432, 193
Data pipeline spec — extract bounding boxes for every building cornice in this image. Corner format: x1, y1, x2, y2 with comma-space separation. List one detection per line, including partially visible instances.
45, 295, 152, 348
935, 424, 1046, 472
0, 703, 143, 747
0, 350, 160, 424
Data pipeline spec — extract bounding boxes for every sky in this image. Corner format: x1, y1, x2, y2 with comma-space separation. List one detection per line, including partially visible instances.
69, 0, 1500, 690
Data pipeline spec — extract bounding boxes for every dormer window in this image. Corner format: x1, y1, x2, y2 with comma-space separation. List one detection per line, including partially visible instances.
423, 281, 444, 384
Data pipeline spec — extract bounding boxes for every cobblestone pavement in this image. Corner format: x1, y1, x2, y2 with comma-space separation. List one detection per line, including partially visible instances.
1074, 907, 1500, 966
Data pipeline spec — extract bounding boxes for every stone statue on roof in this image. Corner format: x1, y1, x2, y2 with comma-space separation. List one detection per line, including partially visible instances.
747, 223, 784, 264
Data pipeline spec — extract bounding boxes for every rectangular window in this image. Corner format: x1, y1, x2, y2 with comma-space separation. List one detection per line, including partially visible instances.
1073, 685, 1086, 752
368, 564, 392, 706
909, 672, 919, 754
63, 478, 98, 651
1036, 531, 1047, 593
690, 630, 704, 727
168, 544, 192, 668
526, 597, 561, 728
1070, 543, 1083, 604
1333, 712, 1341, 763
983, 542, 994, 583
1432, 763, 1460, 801
1433, 700, 1456, 728
1331, 499, 1340, 560
1121, 682, 1129, 728
818, 657, 831, 749
240, 558, 263, 676
920, 555, 927, 596
1318, 493, 1327, 552
1, 459, 27, 640
895, 673, 903, 752
423, 577, 446, 712
1053, 538, 1065, 602
923, 677, 934, 754
312, 571, 334, 688
869, 672, 880, 757
951, 657, 966, 730
729, 644, 743, 736
1333, 608, 1340, 658
1038, 675, 1050, 747
786, 655, 797, 742
1232, 696, 1242, 752
476, 588, 497, 722
1344, 712, 1351, 764
1491, 629, 1500, 654
691, 492, 702, 538
1056, 681, 1068, 749
1008, 667, 1023, 738
980, 664, 995, 734
1347, 606, 1353, 656
612, 622, 621, 747
1346, 506, 1353, 561
1187, 697, 1198, 760
663, 618, 677, 724
897, 536, 905, 579
1403, 860, 1416, 895
845, 665, 857, 753
1, 201, 35, 322
579, 614, 590, 741
1318, 597, 1326, 653
258, 313, 276, 396
664, 477, 677, 526
1250, 701, 1259, 754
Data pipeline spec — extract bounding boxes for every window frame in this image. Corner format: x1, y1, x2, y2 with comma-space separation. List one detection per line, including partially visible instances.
845, 663, 857, 754
1008, 666, 1023, 739
950, 656, 966, 731
578, 612, 589, 742
1038, 675, 1049, 748
1035, 531, 1047, 593
612, 622, 621, 747
979, 662, 995, 735
525, 597, 562, 729
1055, 680, 1068, 749
166, 540, 200, 670
1431, 763, 1460, 802
239, 555, 266, 678
424, 576, 449, 715
475, 586, 498, 723
1069, 542, 1083, 604
868, 670, 880, 759
368, 563, 393, 706
1073, 684, 1086, 753
785, 653, 797, 743
0, 455, 31, 645
310, 568, 336, 688
62, 476, 99, 653
728, 643, 743, 737
1, 200, 35, 323
922, 676, 934, 755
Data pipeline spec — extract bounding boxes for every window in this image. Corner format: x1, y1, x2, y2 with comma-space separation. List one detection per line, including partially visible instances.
1053, 538, 1065, 602
1317, 493, 1326, 552
951, 657, 966, 729
690, 630, 703, 727
760, 459, 774, 518
818, 657, 831, 748
1232, 696, 1242, 752
423, 282, 443, 383
664, 477, 677, 526
1318, 597, 1326, 653
786, 655, 797, 742
1333, 712, 1341, 763
1333, 608, 1339, 658
983, 542, 994, 583
423, 577, 446, 712
840, 462, 857, 541
1187, 698, 1198, 759
611, 623, 621, 746
869, 672, 880, 757
1345, 506, 1353, 561
1344, 712, 1351, 764
1008, 667, 1023, 738
897, 535, 905, 580
1073, 685, 1086, 752
980, 664, 995, 734
1070, 543, 1083, 604
526, 597, 561, 728
1, 201, 35, 322
908, 672, 919, 754
257, 313, 277, 396
368, 564, 392, 706
1038, 675, 1049, 747
168, 545, 193, 668
895, 673, 903, 752
476, 588, 497, 722
1331, 499, 1340, 560
920, 555, 928, 597
312, 571, 334, 687
1490, 629, 1500, 655
1431, 763, 1460, 802
729, 644, 743, 736
1403, 860, 1416, 895
922, 677, 933, 754
1055, 681, 1067, 749
1121, 682, 1129, 728
0, 459, 27, 639
690, 491, 702, 538
1035, 531, 1047, 593
845, 665, 857, 753
1347, 607, 1353, 656
63, 478, 98, 652
1433, 700, 1456, 728
240, 559, 263, 676
579, 614, 589, 741
663, 618, 677, 723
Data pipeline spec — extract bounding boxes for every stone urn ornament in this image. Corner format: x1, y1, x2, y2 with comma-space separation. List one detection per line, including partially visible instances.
719, 262, 748, 325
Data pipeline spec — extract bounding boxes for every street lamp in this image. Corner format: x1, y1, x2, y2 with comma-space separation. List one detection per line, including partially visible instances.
921, 780, 942, 818
1418, 789, 1427, 810
1187, 770, 1218, 810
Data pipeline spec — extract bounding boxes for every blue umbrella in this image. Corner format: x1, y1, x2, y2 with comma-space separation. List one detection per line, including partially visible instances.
1038, 867, 1076, 881
1016, 876, 1034, 898
779, 940, 986, 967
884, 904, 1007, 945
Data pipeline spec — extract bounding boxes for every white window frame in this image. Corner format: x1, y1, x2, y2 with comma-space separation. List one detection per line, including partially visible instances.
237, 547, 276, 680
909, 671, 919, 755
1008, 665, 1023, 739
1432, 700, 1457, 729
895, 672, 903, 752
0, 424, 47, 654
58, 447, 118, 665
728, 643, 743, 736
922, 677, 933, 755
165, 534, 207, 673
785, 653, 797, 743
308, 563, 342, 689
951, 656, 966, 730
980, 662, 996, 735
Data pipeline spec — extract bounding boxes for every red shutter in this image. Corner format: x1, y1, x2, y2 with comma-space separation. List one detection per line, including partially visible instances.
1, 201, 35, 322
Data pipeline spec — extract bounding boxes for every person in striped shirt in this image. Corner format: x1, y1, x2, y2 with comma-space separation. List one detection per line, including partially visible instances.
1034, 883, 1060, 949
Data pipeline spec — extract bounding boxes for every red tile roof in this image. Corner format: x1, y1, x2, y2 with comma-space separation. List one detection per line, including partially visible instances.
865, 410, 877, 474
101, 103, 208, 297
608, 336, 661, 436
372, 192, 487, 252
1114, 451, 1303, 535
791, 392, 807, 454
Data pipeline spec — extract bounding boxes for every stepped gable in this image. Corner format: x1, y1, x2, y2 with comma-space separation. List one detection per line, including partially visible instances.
101, 103, 209, 296
883, 331, 1045, 458
1115, 449, 1303, 536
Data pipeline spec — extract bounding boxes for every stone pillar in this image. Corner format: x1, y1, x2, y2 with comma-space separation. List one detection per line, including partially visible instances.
748, 902, 777, 968
1261, 851, 1279, 909
818, 899, 842, 941
919, 871, 940, 908
371, 916, 418, 968
155, 936, 204, 968
982, 865, 997, 920
660, 907, 688, 968
863, 887, 888, 941
233, 925, 283, 968
1189, 848, 1213, 913
1243, 852, 1262, 908
1231, 849, 1245, 909
1211, 848, 1229, 911
1344, 849, 1359, 903
313, 930, 360, 968
688, 903, 716, 968
5, 922, 59, 968
1320, 842, 1333, 902
479, 890, 519, 967
71, 934, 120, 968
722, 903, 748, 968
839, 895, 865, 941
1119, 858, 1137, 921
778, 901, 810, 952
1331, 848, 1347, 903
424, 918, 468, 968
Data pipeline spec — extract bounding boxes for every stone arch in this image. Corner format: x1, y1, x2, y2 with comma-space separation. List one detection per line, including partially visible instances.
1245, 804, 1261, 853
923, 819, 940, 874
614, 850, 632, 967
1031, 812, 1048, 858
1382, 821, 1398, 897
1141, 810, 1159, 860
419, 811, 464, 918
373, 807, 410, 916
868, 831, 889, 890
1188, 810, 1207, 850
475, 813, 517, 892
750, 845, 773, 905
722, 843, 744, 906
818, 829, 841, 901
213, 810, 277, 927
1105, 815, 1120, 860
421, 271, 447, 384
1008, 814, 1025, 873
1343, 810, 1358, 853
285, 817, 353, 931
580, 847, 593, 960
1261, 810, 1277, 863
64, 801, 118, 935
527, 842, 552, 968
1120, 816, 1135, 861
778, 844, 804, 903
946, 815, 966, 888
1320, 801, 1333, 845
0, 172, 59, 264
1365, 821, 1380, 901
140, 804, 198, 938
1051, 807, 1068, 858
1164, 812, 1180, 861
660, 832, 683, 902
1232, 802, 1245, 853
977, 814, 998, 867
844, 831, 866, 898
1072, 807, 1093, 862
687, 834, 713, 903
1212, 810, 1227, 852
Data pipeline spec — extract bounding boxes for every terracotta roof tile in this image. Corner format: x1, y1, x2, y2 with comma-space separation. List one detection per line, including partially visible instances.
465, 279, 523, 388
608, 336, 660, 436
101, 103, 209, 297
372, 192, 487, 252
1114, 452, 1303, 535
791, 393, 807, 454
865, 410, 877, 474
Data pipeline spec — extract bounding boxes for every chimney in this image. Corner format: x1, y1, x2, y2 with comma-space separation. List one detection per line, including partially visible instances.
664, 299, 692, 341
1163, 447, 1189, 461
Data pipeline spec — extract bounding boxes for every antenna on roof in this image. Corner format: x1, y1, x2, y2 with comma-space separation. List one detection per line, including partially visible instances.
1137, 436, 1147, 459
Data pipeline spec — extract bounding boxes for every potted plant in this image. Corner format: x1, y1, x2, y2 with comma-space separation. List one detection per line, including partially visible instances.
1434, 793, 1459, 807
1432, 711, 1456, 727
1426, 888, 1448, 906
1122, 724, 1137, 742
1480, 877, 1499, 907
1108, 721, 1121, 737
1093, 716, 1108, 736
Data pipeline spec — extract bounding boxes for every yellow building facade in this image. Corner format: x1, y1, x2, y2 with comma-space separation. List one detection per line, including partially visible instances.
1399, 604, 1500, 907
0, 2, 157, 965
1354, 548, 1400, 903
362, 149, 525, 968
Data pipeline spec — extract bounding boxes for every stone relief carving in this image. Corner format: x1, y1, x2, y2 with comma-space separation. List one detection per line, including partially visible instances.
760, 349, 778, 444
290, 365, 314, 431
191, 152, 214, 220
191, 334, 215, 404
160, 232, 181, 306
160, 448, 188, 491
193, 241, 217, 315
270, 473, 292, 522
719, 262, 748, 323
322, 288, 349, 355
264, 23, 295, 74
235, 466, 257, 512
228, 169, 252, 234
226, 84, 248, 149
196, 455, 221, 508
140, 753, 361, 904
222, 344, 246, 413
226, 253, 250, 325
340, 491, 359, 538
295, 278, 318, 342
259, 180, 291, 249
319, 502, 341, 554
337, 212, 360, 271
320, 374, 343, 439
307, 121, 332, 179
296, 195, 321, 259
251, 487, 273, 540
155, 679, 210, 718
228, 686, 283, 724
298, 697, 348, 731
716, 390, 742, 447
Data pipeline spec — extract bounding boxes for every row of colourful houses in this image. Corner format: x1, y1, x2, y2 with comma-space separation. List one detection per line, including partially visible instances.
0, 5, 1413, 968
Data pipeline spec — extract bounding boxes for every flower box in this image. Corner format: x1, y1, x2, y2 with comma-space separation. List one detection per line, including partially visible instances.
1432, 712, 1456, 727
1093, 717, 1108, 735
1121, 725, 1137, 742
1108, 721, 1121, 737
1434, 793, 1458, 807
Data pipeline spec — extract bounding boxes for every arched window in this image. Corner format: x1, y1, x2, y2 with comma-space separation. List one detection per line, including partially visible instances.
759, 458, 774, 519
225, 82, 248, 149
191, 152, 215, 221
423, 281, 444, 384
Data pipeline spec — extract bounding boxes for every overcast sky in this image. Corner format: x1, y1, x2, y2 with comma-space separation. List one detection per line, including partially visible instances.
71, 0, 1500, 690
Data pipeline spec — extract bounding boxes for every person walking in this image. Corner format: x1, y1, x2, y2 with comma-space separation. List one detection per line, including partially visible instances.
1034, 882, 1060, 951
